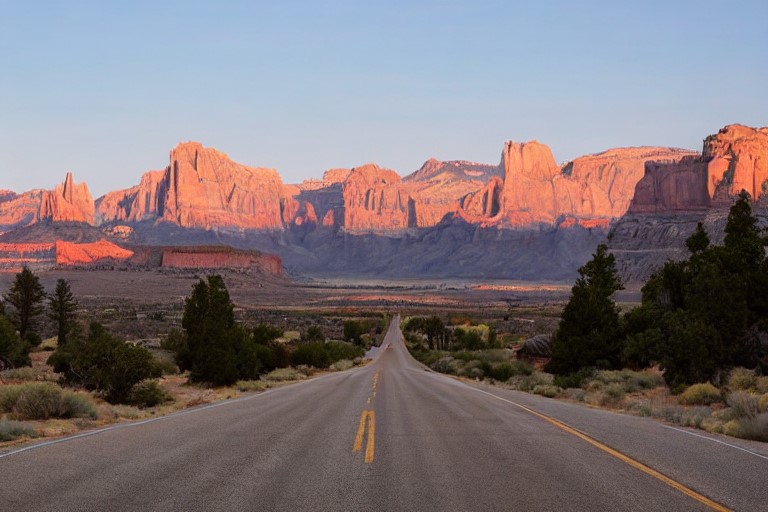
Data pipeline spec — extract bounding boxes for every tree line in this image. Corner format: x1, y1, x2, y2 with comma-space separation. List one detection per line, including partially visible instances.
547, 191, 768, 391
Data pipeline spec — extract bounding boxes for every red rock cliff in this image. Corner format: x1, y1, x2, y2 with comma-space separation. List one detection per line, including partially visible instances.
472, 142, 697, 226
97, 142, 284, 230
0, 173, 94, 232
703, 124, 768, 201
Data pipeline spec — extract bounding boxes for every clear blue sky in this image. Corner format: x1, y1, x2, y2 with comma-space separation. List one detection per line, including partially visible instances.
1, 0, 766, 196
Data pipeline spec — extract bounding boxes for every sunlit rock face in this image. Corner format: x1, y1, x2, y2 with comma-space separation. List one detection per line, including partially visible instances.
703, 124, 768, 201
0, 173, 94, 232
96, 142, 284, 231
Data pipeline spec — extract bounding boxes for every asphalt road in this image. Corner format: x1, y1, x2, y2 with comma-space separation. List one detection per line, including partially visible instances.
2, 316, 767, 511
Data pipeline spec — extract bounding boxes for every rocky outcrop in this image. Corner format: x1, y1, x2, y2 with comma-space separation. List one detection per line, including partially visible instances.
55, 240, 133, 265
0, 173, 94, 232
703, 124, 768, 201
96, 142, 284, 231
160, 246, 282, 274
629, 156, 712, 214
494, 143, 697, 226
342, 164, 407, 233
40, 172, 95, 224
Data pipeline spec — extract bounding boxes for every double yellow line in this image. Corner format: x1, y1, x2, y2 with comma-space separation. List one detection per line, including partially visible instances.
353, 410, 376, 463
354, 371, 379, 464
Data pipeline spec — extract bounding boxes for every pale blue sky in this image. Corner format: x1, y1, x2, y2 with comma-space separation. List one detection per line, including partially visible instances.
1, 0, 766, 196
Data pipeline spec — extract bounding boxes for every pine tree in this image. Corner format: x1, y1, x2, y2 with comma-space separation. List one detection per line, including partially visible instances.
3, 266, 46, 343
48, 279, 78, 346
546, 244, 624, 375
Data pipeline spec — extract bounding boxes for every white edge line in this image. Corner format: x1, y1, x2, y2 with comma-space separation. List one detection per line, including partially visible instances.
429, 369, 768, 464
0, 369, 354, 460
662, 424, 768, 461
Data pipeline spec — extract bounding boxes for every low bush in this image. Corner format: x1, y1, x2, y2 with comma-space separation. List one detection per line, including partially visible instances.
0, 419, 37, 441
0, 367, 38, 381
331, 359, 354, 371
235, 380, 270, 392
756, 376, 768, 394
0, 382, 97, 420
431, 356, 460, 375
727, 368, 757, 391
727, 413, 768, 442
263, 368, 304, 382
532, 385, 560, 398
759, 393, 768, 413
727, 391, 760, 419
593, 369, 663, 393
127, 380, 171, 409
678, 383, 722, 405
553, 368, 595, 389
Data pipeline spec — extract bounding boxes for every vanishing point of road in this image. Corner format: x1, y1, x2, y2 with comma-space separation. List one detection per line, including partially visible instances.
1, 316, 767, 511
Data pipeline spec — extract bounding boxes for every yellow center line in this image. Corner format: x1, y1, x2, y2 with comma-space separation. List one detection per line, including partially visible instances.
353, 410, 376, 463
365, 410, 375, 463
475, 388, 731, 512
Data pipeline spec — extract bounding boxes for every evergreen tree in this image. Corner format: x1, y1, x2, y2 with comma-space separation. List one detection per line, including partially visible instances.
685, 222, 710, 254
48, 278, 78, 346
3, 266, 46, 343
0, 313, 31, 368
546, 244, 624, 375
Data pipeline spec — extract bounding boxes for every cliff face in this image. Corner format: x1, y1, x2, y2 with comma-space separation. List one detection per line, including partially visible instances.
703, 124, 768, 201
0, 173, 94, 232
96, 142, 284, 230
460, 142, 697, 227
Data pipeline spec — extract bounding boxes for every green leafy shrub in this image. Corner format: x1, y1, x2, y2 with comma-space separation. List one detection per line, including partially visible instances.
553, 368, 595, 389
324, 342, 364, 363
532, 385, 560, 398
127, 380, 171, 408
0, 382, 97, 420
291, 343, 330, 368
48, 323, 161, 403
0, 420, 37, 441
727, 368, 757, 391
678, 383, 722, 405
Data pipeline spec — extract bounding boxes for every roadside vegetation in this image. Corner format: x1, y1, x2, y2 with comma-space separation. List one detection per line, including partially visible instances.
1, 270, 377, 446
404, 191, 768, 442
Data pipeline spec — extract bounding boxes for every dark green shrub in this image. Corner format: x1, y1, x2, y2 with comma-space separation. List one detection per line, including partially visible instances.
48, 323, 161, 403
0, 314, 31, 368
128, 380, 171, 408
253, 323, 283, 345
324, 341, 364, 363
343, 320, 371, 345
291, 343, 331, 368
301, 326, 325, 343
553, 367, 595, 389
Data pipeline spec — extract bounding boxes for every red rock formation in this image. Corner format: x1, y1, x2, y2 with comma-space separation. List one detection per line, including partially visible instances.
40, 172, 95, 224
703, 124, 768, 200
160, 246, 282, 274
629, 156, 711, 214
97, 142, 284, 230
0, 173, 94, 232
55, 240, 134, 265
342, 164, 409, 233
491, 142, 697, 226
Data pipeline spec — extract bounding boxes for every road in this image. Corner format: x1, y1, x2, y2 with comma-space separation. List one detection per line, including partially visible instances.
1, 315, 767, 511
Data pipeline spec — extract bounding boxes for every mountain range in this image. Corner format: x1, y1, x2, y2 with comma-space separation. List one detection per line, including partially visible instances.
1, 124, 766, 282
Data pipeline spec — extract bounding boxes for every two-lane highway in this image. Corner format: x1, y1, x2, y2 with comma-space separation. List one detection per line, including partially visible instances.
1, 316, 766, 511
